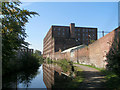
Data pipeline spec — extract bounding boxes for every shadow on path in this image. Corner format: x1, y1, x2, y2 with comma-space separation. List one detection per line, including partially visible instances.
74, 64, 106, 89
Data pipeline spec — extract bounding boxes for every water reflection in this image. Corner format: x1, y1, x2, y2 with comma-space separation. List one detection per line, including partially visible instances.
3, 65, 46, 88
43, 63, 73, 89
3, 63, 73, 89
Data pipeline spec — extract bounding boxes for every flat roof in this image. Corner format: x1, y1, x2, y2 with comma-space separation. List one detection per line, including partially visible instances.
61, 45, 86, 53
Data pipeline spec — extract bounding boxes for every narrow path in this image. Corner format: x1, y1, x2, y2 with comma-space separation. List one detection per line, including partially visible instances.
74, 64, 106, 89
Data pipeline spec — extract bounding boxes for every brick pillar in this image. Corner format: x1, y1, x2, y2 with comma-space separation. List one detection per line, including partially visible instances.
70, 23, 75, 38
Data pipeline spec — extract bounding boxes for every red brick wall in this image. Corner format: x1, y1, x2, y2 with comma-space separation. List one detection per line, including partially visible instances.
50, 27, 120, 68
53, 52, 65, 60
77, 47, 90, 64
70, 47, 89, 64
89, 27, 120, 68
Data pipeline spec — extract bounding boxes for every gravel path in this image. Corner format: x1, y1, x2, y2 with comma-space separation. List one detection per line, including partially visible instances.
74, 64, 106, 89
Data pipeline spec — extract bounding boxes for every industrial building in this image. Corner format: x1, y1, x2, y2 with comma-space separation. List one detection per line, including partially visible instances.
43, 23, 97, 58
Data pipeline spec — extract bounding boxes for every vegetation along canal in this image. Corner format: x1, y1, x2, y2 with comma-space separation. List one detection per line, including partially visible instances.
3, 59, 84, 89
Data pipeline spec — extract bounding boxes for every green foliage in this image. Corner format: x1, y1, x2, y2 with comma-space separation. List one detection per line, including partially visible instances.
74, 63, 104, 71
101, 70, 120, 89
2, 1, 39, 75
46, 58, 53, 64
45, 59, 84, 88
34, 50, 41, 56
3, 64, 39, 88
90, 40, 95, 44
106, 31, 120, 77
33, 50, 44, 65
73, 66, 84, 83
3, 52, 41, 76
2, 1, 39, 64
52, 66, 84, 89
55, 59, 71, 73
20, 53, 40, 70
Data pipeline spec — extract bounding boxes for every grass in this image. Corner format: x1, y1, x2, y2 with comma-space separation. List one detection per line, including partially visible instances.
46, 59, 84, 88
46, 59, 71, 73
52, 65, 84, 88
101, 70, 120, 89
66, 66, 84, 88
73, 66, 84, 83
74, 62, 120, 89
74, 62, 104, 71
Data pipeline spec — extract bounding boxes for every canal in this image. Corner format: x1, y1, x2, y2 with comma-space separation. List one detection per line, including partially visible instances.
3, 65, 46, 88
3, 62, 82, 89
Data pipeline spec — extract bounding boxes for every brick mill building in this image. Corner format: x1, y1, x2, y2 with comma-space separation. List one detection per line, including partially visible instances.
43, 23, 97, 58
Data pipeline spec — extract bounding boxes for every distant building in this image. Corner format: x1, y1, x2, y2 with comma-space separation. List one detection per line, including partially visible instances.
17, 48, 34, 59
43, 23, 97, 58
20, 48, 34, 54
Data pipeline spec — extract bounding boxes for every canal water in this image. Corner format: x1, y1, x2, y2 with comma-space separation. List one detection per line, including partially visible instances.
3, 65, 46, 88
3, 63, 73, 89
18, 65, 46, 88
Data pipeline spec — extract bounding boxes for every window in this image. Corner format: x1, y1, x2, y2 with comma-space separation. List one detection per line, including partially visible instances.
63, 28, 64, 31
58, 28, 60, 31
78, 38, 80, 41
86, 33, 88, 36
83, 37, 84, 41
86, 29, 88, 32
63, 32, 65, 35
83, 33, 85, 37
58, 32, 60, 35
78, 33, 80, 36
84, 29, 86, 32
86, 38, 88, 41
75, 29, 77, 32
83, 29, 85, 32
54, 28, 56, 31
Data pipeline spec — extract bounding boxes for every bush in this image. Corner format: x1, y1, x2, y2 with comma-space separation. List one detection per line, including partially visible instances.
20, 53, 40, 70
3, 52, 42, 76
55, 59, 71, 73
106, 32, 120, 77
46, 58, 53, 64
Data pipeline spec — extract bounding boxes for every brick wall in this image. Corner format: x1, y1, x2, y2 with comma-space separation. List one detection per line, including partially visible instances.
50, 27, 120, 68
89, 27, 120, 68
77, 47, 90, 64
70, 47, 89, 64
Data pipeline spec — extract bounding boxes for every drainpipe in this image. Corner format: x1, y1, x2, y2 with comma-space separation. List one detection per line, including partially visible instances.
77, 48, 79, 63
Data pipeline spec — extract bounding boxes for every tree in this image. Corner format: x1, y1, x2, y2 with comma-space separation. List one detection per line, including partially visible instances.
106, 30, 120, 77
2, 1, 39, 69
35, 50, 41, 56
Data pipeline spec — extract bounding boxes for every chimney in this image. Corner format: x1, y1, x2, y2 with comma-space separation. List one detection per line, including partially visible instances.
70, 23, 75, 38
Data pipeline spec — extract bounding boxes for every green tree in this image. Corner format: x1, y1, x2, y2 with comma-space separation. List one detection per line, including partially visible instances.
106, 31, 120, 77
2, 1, 39, 71
33, 50, 44, 65
35, 50, 41, 56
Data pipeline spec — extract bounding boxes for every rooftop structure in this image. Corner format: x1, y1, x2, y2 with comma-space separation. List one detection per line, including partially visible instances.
43, 23, 97, 58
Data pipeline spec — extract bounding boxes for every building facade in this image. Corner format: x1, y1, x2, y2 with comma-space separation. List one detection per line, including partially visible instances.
43, 23, 97, 58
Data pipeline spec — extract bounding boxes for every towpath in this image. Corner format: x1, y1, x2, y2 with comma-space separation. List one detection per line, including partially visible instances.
74, 64, 106, 89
